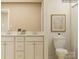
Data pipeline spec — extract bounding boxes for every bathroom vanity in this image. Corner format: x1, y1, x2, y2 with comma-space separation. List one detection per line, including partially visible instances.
1, 33, 46, 59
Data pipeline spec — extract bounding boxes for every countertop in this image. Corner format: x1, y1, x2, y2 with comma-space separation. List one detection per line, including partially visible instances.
1, 32, 44, 37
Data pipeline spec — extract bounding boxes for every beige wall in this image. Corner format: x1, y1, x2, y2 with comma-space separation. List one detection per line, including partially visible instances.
2, 3, 41, 32
2, 0, 42, 2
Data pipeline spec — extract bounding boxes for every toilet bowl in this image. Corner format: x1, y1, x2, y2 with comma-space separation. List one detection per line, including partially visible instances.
53, 34, 68, 59
56, 48, 68, 59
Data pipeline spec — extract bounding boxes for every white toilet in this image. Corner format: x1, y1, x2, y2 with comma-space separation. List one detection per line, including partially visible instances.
53, 34, 68, 59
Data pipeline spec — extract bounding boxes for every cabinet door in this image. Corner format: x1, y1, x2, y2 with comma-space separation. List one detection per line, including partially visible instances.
35, 42, 44, 59
1, 42, 6, 59
25, 42, 35, 59
1, 41, 14, 59
6, 42, 14, 59
1, 37, 14, 59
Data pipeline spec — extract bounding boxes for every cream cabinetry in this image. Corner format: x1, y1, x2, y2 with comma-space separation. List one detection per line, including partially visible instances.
25, 37, 44, 59
35, 42, 44, 59
25, 42, 35, 59
1, 37, 14, 59
1, 35, 44, 59
15, 37, 25, 59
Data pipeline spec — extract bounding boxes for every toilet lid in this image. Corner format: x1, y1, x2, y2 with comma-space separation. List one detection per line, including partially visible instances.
56, 48, 68, 54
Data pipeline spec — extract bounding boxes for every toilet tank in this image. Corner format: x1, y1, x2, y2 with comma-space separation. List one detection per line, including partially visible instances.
53, 35, 66, 48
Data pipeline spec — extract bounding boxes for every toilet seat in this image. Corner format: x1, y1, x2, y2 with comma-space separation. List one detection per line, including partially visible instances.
56, 48, 68, 55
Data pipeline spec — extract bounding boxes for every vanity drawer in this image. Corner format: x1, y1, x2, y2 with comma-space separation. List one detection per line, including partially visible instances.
1, 37, 14, 42
26, 37, 44, 42
15, 42, 24, 50
15, 52, 24, 59
15, 37, 24, 42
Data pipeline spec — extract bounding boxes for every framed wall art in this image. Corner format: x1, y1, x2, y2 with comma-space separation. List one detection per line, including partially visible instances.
51, 14, 66, 32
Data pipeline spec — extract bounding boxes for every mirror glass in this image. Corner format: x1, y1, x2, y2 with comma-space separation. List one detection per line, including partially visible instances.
2, 3, 42, 32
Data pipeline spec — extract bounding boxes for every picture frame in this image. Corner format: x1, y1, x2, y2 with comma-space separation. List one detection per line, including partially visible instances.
51, 14, 66, 32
